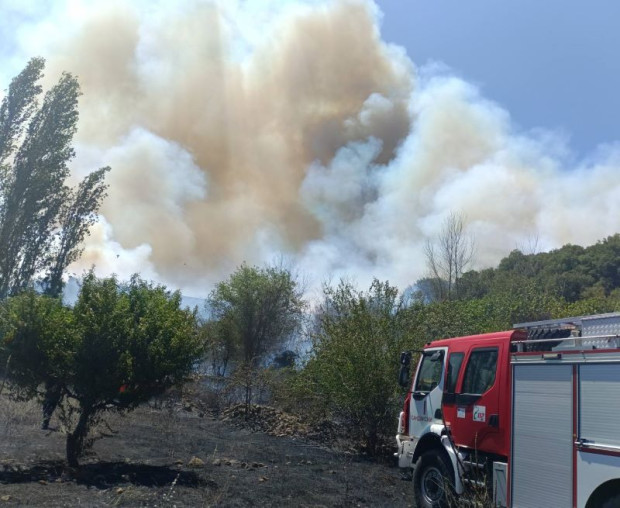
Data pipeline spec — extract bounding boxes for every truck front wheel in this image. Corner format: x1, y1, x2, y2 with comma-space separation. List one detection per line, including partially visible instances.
412, 450, 454, 508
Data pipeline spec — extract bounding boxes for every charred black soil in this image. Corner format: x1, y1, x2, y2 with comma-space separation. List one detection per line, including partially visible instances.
0, 394, 413, 507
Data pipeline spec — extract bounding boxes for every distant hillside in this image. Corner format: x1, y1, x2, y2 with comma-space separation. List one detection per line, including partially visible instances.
458, 234, 620, 302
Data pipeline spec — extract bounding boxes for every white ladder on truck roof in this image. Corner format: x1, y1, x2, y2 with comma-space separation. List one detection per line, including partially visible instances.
514, 312, 620, 336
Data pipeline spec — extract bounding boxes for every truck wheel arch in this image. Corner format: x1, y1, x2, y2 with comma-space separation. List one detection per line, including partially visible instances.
413, 433, 447, 467
412, 433, 465, 496
413, 435, 457, 482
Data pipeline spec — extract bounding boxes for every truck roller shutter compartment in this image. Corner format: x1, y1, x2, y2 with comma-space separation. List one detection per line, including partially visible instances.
511, 364, 573, 508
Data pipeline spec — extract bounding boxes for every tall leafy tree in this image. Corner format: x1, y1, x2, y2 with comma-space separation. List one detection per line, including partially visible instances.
0, 58, 44, 165
44, 167, 109, 297
0, 58, 109, 298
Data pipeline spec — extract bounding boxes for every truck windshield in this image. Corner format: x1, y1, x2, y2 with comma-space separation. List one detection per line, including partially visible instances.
414, 351, 443, 393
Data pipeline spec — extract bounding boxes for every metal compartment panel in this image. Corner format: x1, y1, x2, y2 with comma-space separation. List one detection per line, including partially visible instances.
511, 364, 573, 508
580, 363, 620, 447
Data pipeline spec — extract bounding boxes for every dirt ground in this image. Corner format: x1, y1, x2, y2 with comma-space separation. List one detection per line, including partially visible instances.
0, 392, 414, 507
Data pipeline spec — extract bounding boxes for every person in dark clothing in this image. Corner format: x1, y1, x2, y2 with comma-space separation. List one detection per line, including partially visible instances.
41, 380, 62, 430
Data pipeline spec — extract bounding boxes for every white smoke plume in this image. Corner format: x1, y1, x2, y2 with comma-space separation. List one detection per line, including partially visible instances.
4, 0, 620, 296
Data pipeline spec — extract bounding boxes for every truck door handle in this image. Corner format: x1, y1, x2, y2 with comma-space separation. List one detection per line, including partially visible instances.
489, 414, 499, 428
455, 394, 481, 405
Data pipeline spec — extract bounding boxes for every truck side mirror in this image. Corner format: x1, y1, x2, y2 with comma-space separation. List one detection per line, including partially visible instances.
398, 351, 411, 388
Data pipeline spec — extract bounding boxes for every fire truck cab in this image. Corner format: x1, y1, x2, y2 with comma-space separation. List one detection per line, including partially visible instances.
396, 313, 620, 507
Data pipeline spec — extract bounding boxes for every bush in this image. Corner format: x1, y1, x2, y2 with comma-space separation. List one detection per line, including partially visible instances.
297, 279, 415, 455
0, 272, 203, 466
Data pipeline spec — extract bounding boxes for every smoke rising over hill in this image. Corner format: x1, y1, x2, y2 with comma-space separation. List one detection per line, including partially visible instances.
6, 0, 620, 295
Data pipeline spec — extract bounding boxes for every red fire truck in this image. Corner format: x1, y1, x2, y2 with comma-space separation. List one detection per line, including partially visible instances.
396, 313, 620, 507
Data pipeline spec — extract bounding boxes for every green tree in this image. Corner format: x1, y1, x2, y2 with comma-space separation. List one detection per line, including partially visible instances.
302, 279, 413, 454
44, 167, 109, 297
0, 57, 109, 298
207, 263, 304, 409
0, 290, 75, 397
0, 272, 203, 467
583, 235, 620, 295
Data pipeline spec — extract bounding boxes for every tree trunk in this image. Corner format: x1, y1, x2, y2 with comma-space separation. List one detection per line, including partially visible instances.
66, 407, 92, 467
244, 381, 252, 419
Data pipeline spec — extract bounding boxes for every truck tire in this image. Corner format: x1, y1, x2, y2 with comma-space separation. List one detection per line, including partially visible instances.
412, 450, 454, 508
601, 493, 620, 508
586, 483, 620, 508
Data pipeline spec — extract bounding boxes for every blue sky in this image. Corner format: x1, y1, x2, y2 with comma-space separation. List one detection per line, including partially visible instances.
376, 0, 620, 157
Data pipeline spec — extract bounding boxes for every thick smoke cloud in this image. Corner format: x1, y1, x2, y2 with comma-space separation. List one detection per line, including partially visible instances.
6, 0, 620, 295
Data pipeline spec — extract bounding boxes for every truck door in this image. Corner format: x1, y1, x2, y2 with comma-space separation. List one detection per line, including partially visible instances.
446, 346, 503, 454
408, 348, 446, 440
441, 351, 465, 427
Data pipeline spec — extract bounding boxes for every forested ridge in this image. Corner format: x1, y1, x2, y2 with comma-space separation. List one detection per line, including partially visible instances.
459, 234, 620, 304
404, 234, 620, 345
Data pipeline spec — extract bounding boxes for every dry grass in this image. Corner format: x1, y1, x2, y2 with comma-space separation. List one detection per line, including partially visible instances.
0, 393, 41, 439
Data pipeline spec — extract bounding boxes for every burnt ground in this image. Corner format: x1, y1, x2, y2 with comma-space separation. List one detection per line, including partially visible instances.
0, 393, 414, 507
